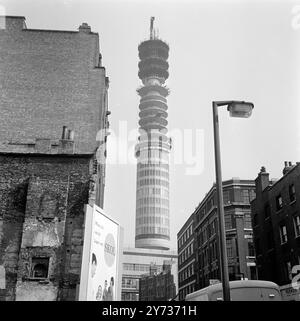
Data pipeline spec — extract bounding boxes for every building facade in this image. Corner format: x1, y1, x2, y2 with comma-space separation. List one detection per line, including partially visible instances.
194, 179, 257, 291
139, 262, 176, 301
177, 212, 196, 301
0, 16, 110, 301
121, 247, 177, 301
251, 162, 300, 289
134, 17, 172, 250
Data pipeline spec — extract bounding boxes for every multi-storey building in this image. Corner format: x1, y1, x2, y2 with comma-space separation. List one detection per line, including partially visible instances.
121, 247, 177, 301
134, 17, 172, 250
251, 162, 300, 291
139, 261, 176, 301
194, 179, 257, 291
0, 16, 110, 301
177, 213, 196, 300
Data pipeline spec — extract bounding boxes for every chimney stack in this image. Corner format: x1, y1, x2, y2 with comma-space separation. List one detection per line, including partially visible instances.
62, 126, 68, 140
283, 161, 295, 175
68, 129, 74, 140
78, 22, 91, 33
255, 166, 270, 193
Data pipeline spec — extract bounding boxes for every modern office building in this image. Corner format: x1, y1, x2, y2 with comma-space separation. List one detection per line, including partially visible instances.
134, 17, 172, 250
193, 179, 257, 291
177, 212, 196, 300
251, 162, 300, 291
0, 16, 110, 301
139, 261, 176, 301
121, 247, 177, 301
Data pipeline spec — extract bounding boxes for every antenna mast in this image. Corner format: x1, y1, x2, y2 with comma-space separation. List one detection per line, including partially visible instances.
150, 16, 155, 39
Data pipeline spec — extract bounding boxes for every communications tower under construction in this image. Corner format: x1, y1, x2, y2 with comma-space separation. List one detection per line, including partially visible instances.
135, 17, 172, 250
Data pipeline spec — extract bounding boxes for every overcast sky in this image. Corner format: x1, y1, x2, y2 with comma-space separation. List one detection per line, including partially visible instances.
2, 0, 300, 249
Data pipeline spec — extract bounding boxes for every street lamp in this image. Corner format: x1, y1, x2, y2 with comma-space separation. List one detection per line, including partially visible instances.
212, 100, 254, 301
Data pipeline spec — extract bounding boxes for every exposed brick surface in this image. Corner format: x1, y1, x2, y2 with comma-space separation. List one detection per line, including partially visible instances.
0, 154, 93, 301
0, 16, 108, 154
0, 16, 109, 300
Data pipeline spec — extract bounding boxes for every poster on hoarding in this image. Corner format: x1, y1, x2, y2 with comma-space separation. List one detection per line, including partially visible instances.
79, 204, 123, 301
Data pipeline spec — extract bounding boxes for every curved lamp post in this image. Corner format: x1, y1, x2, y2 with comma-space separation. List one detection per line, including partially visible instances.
212, 100, 254, 301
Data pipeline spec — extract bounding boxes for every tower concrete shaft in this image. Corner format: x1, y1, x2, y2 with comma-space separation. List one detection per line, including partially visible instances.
135, 18, 171, 250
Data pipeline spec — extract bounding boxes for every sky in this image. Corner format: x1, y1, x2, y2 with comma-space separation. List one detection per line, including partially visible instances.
1, 0, 300, 249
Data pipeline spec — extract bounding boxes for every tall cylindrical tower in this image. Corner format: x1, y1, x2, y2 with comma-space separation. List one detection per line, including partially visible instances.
135, 18, 172, 250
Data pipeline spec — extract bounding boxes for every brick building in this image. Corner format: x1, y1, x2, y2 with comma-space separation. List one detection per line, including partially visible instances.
0, 16, 110, 300
139, 261, 176, 301
177, 212, 196, 300
251, 162, 300, 287
193, 179, 257, 291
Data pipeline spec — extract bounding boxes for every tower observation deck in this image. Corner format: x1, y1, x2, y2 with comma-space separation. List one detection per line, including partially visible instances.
135, 17, 172, 250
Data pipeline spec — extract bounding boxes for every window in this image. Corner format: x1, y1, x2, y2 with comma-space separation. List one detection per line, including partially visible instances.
242, 190, 250, 203
289, 184, 296, 202
293, 215, 300, 237
283, 262, 293, 282
276, 194, 283, 211
255, 238, 261, 255
207, 224, 211, 239
226, 239, 233, 257
253, 213, 258, 227
225, 214, 232, 230
223, 190, 230, 204
244, 214, 252, 229
267, 230, 274, 249
210, 221, 216, 236
208, 198, 214, 211
203, 228, 207, 243
31, 257, 49, 279
264, 203, 271, 219
249, 190, 256, 202
228, 266, 236, 281
279, 224, 288, 244
200, 208, 206, 221
248, 241, 255, 256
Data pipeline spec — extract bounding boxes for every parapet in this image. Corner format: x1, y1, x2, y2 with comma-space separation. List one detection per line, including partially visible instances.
0, 16, 26, 31
0, 127, 78, 155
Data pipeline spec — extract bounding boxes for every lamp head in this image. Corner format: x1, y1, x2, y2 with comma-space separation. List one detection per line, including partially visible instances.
227, 101, 254, 118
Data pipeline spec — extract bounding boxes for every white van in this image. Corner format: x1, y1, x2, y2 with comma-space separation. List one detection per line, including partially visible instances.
185, 280, 281, 301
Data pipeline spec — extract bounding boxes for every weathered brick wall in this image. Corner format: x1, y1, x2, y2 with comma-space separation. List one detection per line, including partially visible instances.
0, 16, 109, 300
0, 16, 108, 154
0, 154, 92, 301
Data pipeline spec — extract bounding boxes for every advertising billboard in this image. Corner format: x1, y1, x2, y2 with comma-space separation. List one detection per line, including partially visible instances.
79, 204, 123, 301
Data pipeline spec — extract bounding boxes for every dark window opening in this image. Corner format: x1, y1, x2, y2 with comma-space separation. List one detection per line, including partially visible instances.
250, 266, 257, 280
289, 184, 296, 202
31, 257, 49, 279
248, 242, 255, 256
264, 203, 271, 219
276, 194, 283, 211
255, 238, 261, 255
267, 230, 274, 249
253, 213, 258, 227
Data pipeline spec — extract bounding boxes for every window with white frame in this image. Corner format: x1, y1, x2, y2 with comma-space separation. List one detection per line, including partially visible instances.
293, 215, 300, 237
279, 224, 288, 244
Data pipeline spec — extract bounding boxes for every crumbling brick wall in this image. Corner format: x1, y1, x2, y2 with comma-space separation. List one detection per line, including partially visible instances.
0, 154, 93, 301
